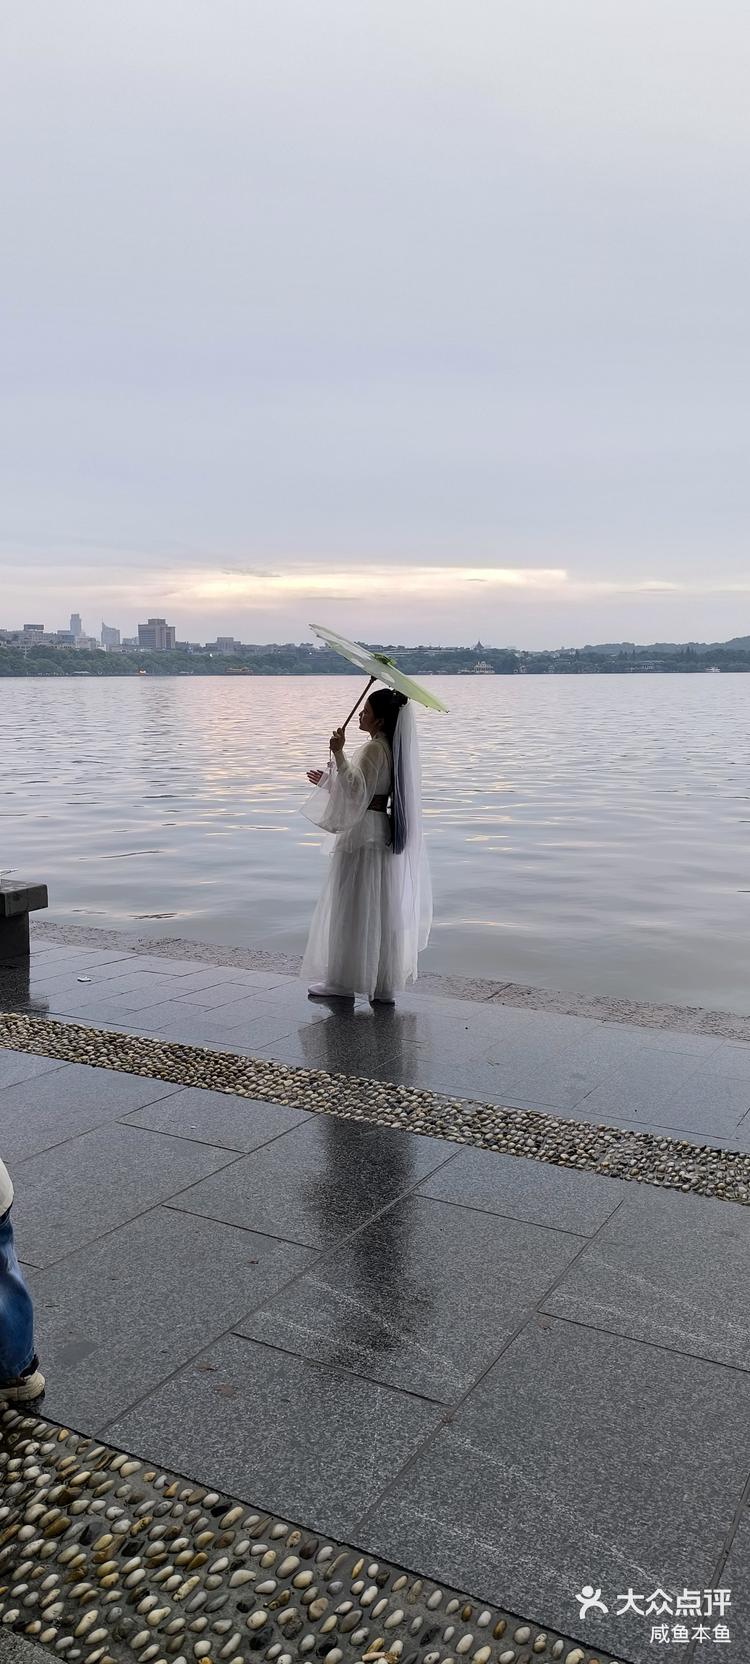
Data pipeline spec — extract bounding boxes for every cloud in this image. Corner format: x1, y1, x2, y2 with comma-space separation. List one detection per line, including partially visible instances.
184, 566, 571, 607
220, 566, 282, 580
5, 557, 750, 628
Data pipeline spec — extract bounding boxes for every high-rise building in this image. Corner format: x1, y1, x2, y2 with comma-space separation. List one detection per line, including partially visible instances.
101, 623, 121, 649
138, 617, 176, 651
70, 613, 82, 639
22, 624, 45, 645
206, 636, 241, 655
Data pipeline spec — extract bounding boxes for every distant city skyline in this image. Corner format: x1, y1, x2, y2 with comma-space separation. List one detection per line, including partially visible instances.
3, 3, 750, 648
3, 605, 749, 656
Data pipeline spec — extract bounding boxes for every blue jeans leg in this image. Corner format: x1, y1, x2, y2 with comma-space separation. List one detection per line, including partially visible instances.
0, 1207, 35, 1381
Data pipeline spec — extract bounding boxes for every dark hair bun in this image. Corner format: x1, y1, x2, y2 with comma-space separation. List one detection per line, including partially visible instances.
368, 686, 407, 744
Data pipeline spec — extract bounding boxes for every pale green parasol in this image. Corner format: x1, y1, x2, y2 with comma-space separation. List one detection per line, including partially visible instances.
309, 623, 449, 732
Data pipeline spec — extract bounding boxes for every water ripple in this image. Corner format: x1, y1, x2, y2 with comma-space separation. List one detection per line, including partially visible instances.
1, 673, 749, 1011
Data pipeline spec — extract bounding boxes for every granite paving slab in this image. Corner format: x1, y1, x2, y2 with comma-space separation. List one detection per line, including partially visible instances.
236, 1193, 586, 1401
397, 1055, 598, 1108
417, 1145, 628, 1232
101, 969, 256, 1004
165, 979, 272, 1008
29, 1206, 314, 1429
480, 1028, 605, 1077
254, 1034, 430, 1088
120, 1085, 311, 1151
256, 1025, 425, 1064
36, 974, 235, 1015
479, 1024, 724, 1107
573, 1049, 724, 1122
41, 1003, 246, 1047
562, 1021, 725, 1062
123, 1002, 300, 1051
38, 999, 192, 1034
541, 1184, 750, 1369
0, 1061, 180, 1164
201, 986, 355, 1028
0, 1049, 64, 1091
47, 1003, 300, 1055
190, 994, 310, 1031
11, 1122, 239, 1265
3, 966, 148, 1000
469, 1060, 605, 1113
473, 1006, 602, 1049
4, 985, 149, 1023
18, 949, 133, 975
719, 1508, 750, 1658
701, 1041, 750, 1076
637, 1069, 750, 1138
86, 953, 229, 977
0, 1407, 616, 1664
106, 1332, 444, 1540
0, 1636, 51, 1664
169, 1116, 453, 1246
361, 1317, 750, 1664
575, 1083, 750, 1144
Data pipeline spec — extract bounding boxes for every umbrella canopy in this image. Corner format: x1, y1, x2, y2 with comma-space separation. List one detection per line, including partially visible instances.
310, 624, 448, 725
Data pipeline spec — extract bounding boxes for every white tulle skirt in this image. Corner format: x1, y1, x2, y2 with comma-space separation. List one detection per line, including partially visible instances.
301, 811, 416, 998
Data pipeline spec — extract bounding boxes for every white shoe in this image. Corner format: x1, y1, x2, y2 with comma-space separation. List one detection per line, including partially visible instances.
308, 983, 355, 1001
0, 1356, 45, 1404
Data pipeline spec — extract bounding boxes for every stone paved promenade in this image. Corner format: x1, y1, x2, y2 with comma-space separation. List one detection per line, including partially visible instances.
1, 938, 750, 1664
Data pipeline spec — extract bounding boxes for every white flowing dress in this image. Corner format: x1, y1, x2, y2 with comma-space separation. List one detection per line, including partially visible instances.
301, 733, 431, 998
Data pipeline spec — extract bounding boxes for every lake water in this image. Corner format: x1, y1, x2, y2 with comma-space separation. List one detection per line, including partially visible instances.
1, 673, 749, 1013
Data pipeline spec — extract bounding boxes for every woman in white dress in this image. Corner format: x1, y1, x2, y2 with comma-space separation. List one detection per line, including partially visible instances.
301, 689, 432, 1003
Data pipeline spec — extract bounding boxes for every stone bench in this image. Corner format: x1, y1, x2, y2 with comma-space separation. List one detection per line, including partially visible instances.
0, 880, 49, 961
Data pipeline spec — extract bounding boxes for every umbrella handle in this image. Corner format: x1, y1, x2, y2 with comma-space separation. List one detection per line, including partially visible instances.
340, 675, 376, 736
326, 675, 377, 761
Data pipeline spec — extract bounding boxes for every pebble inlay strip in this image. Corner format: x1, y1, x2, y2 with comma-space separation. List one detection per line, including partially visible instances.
0, 1409, 622, 1664
1, 1005, 750, 1204
1, 1012, 749, 1207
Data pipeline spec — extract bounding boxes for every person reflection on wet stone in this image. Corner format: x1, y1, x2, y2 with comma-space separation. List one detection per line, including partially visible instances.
296, 998, 419, 1086
303, 1116, 434, 1374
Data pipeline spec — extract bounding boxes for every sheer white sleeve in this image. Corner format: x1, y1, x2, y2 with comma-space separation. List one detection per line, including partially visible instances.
301, 739, 387, 835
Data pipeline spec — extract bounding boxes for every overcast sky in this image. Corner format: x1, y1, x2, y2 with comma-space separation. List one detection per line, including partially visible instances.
2, 1, 749, 648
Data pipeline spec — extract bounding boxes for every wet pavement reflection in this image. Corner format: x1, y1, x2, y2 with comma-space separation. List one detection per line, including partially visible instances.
0, 958, 50, 1017
295, 1000, 421, 1085
303, 1115, 433, 1375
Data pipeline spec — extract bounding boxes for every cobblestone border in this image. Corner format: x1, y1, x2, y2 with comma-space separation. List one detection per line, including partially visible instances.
0, 1409, 623, 1664
1, 1013, 749, 1207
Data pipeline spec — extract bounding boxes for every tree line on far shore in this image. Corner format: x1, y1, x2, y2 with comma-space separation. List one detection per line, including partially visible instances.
2, 640, 750, 677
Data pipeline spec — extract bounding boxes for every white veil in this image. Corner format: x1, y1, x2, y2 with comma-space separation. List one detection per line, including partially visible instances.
391, 700, 433, 966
